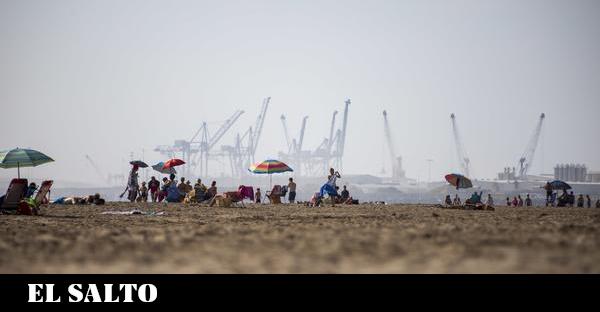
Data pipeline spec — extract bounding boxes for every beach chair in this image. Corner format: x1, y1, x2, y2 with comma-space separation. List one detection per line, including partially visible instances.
17, 180, 53, 215
0, 178, 28, 211
266, 185, 283, 204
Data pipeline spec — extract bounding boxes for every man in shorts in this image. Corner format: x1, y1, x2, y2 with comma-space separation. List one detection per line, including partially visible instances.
288, 178, 297, 203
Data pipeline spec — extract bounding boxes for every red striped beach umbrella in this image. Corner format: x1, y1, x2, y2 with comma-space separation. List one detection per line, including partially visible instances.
162, 158, 185, 169
248, 159, 293, 189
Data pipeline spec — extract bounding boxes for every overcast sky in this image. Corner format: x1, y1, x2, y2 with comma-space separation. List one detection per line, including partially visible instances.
1, 0, 599, 186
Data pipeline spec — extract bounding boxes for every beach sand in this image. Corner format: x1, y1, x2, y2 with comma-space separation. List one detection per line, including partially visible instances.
1, 203, 599, 273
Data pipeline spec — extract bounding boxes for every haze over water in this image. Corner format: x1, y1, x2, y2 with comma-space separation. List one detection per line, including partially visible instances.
1, 0, 599, 187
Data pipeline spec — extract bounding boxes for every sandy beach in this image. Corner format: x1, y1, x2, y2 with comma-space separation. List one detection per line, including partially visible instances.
0, 203, 599, 274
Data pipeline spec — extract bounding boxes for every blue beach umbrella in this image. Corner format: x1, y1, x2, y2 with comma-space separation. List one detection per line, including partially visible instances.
0, 148, 54, 178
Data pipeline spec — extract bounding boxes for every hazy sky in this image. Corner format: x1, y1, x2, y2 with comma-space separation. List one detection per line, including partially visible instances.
1, 0, 599, 185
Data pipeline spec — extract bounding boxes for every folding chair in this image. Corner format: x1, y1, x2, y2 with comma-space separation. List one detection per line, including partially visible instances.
0, 178, 28, 211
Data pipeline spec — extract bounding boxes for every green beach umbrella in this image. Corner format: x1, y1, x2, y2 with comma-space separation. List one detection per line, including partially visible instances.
0, 148, 54, 178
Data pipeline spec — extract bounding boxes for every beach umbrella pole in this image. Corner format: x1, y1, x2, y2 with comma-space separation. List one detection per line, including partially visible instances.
17, 162, 20, 179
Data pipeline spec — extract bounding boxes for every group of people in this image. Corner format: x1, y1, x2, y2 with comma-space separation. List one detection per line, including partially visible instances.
309, 168, 357, 207
445, 191, 600, 208
505, 194, 533, 207
253, 177, 298, 204
444, 192, 494, 209
124, 165, 217, 203
543, 182, 599, 207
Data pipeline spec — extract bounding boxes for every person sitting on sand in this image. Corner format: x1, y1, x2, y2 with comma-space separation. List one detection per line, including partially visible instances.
341, 185, 350, 202
445, 195, 452, 206
178, 177, 188, 195
339, 185, 355, 204
206, 181, 217, 200
255, 188, 261, 204
485, 194, 494, 207
24, 182, 37, 199
596, 199, 600, 208
194, 179, 207, 202
577, 194, 584, 207
167, 178, 184, 203
148, 176, 160, 202
525, 194, 532, 207
158, 177, 169, 202
92, 193, 105, 205
465, 191, 483, 205
309, 192, 322, 207
506, 197, 511, 206
453, 194, 461, 206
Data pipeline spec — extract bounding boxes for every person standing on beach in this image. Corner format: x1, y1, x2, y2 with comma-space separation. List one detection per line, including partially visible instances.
544, 182, 553, 204
517, 195, 524, 207
506, 197, 511, 206
512, 196, 518, 207
126, 165, 139, 202
586, 195, 591, 208
525, 194, 532, 207
288, 178, 297, 203
148, 176, 160, 202
320, 168, 341, 207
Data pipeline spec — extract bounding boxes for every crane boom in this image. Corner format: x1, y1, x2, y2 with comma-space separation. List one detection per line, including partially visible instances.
298, 116, 308, 152
338, 99, 350, 156
250, 97, 270, 155
450, 113, 471, 177
382, 110, 398, 172
280, 115, 292, 153
208, 110, 244, 150
328, 111, 338, 153
518, 113, 545, 178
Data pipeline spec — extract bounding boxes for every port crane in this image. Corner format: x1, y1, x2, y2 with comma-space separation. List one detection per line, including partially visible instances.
221, 97, 270, 177
517, 113, 545, 179
450, 113, 471, 177
155, 110, 244, 177
278, 114, 308, 175
382, 110, 405, 180
277, 99, 350, 177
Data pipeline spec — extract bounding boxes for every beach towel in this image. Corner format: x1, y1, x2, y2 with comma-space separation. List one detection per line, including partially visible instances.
238, 185, 254, 201
101, 209, 166, 216
320, 183, 337, 197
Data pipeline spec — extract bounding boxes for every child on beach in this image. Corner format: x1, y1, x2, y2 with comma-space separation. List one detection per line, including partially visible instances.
138, 182, 148, 202
255, 188, 261, 204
